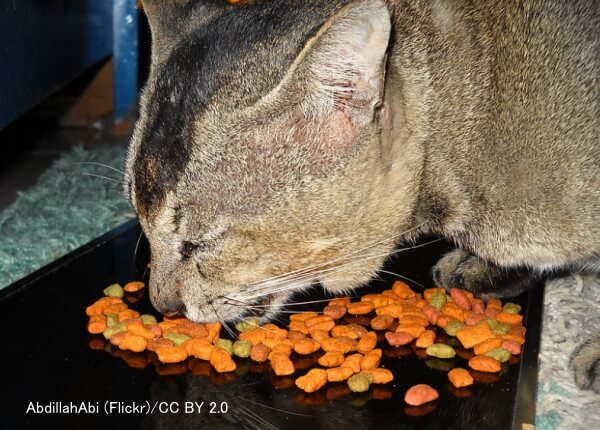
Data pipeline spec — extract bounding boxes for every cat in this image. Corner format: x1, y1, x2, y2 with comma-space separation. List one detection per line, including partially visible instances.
124, 0, 599, 392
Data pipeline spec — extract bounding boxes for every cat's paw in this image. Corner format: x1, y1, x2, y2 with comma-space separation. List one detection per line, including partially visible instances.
432, 249, 534, 299
570, 335, 600, 394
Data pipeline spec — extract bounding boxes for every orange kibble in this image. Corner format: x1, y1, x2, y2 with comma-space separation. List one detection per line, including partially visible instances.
87, 315, 107, 334
156, 346, 188, 363
102, 303, 128, 315
123, 281, 145, 292
346, 301, 375, 315
356, 331, 377, 354
396, 323, 426, 339
109, 332, 126, 346
85, 297, 123, 316
341, 353, 363, 373
471, 299, 485, 314
468, 355, 502, 373
268, 342, 293, 360
399, 313, 430, 327
250, 344, 270, 362
305, 316, 335, 332
323, 305, 347, 320
360, 349, 382, 370
326, 366, 354, 382
270, 353, 295, 376
171, 321, 209, 339
331, 325, 360, 339
473, 337, 504, 356
385, 331, 414, 346
422, 305, 440, 325
117, 309, 140, 322
125, 320, 156, 340
487, 299, 503, 310
361, 294, 394, 308
375, 304, 404, 318
309, 329, 330, 342
209, 347, 236, 373
499, 333, 525, 345
441, 303, 465, 322
370, 315, 395, 330
455, 323, 495, 349
364, 368, 394, 384
415, 330, 436, 348
289, 312, 319, 322
239, 328, 266, 346
464, 312, 487, 326
424, 288, 445, 302
262, 324, 288, 341
288, 330, 307, 341
296, 368, 328, 393
320, 337, 353, 354
146, 337, 174, 352
318, 351, 345, 367
392, 280, 417, 299
289, 320, 310, 334
405, 384, 439, 406
450, 288, 472, 310
293, 338, 321, 355
184, 338, 214, 360
205, 322, 222, 343
448, 368, 474, 388
328, 297, 351, 307
119, 333, 147, 353
495, 312, 524, 325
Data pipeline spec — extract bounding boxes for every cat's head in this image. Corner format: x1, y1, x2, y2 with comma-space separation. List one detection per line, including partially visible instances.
125, 0, 416, 322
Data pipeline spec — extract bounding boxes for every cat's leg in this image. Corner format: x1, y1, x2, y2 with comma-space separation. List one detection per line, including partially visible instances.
570, 334, 600, 394
432, 249, 537, 298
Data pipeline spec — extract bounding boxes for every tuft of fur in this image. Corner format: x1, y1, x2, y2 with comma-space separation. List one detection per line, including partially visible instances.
127, 0, 599, 390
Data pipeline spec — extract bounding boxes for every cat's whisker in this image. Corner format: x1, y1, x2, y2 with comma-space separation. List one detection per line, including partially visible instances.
238, 406, 279, 430
78, 161, 128, 178
376, 269, 427, 289
243, 222, 428, 290
132, 230, 144, 266
81, 173, 122, 183
238, 237, 443, 301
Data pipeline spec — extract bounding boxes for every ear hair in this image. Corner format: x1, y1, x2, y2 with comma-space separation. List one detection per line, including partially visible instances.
301, 0, 391, 125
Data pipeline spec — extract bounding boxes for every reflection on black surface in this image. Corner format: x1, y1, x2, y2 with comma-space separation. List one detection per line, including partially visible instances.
0, 220, 540, 429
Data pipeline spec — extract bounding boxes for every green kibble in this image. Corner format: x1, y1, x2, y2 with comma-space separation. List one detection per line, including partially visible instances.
232, 340, 252, 358
503, 303, 522, 315
103, 283, 124, 298
425, 343, 456, 359
425, 358, 455, 372
347, 372, 374, 393
214, 338, 234, 354
106, 314, 119, 327
429, 292, 447, 310
485, 348, 511, 363
102, 323, 127, 340
164, 332, 192, 346
444, 320, 464, 336
487, 319, 511, 335
140, 314, 157, 325
235, 318, 260, 333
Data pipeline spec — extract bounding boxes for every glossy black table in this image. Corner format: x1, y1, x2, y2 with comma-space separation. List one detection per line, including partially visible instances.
0, 219, 542, 429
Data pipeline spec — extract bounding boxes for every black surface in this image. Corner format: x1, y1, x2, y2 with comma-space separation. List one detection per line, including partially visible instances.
0, 220, 542, 429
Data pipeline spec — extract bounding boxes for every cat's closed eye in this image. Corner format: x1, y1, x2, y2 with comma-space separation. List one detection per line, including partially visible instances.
179, 240, 214, 260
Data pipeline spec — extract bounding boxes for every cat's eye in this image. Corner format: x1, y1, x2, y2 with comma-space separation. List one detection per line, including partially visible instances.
179, 240, 213, 259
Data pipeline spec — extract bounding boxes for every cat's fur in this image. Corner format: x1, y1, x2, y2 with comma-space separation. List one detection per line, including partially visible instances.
125, 0, 600, 392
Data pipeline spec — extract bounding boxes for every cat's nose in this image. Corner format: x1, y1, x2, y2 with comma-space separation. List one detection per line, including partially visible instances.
150, 287, 186, 316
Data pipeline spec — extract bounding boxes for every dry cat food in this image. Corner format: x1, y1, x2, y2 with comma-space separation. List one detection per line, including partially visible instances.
86, 279, 526, 409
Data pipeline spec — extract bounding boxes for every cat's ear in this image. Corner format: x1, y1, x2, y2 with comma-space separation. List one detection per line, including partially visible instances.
141, 0, 226, 61
293, 0, 391, 126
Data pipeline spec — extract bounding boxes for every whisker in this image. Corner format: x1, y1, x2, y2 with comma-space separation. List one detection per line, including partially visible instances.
78, 161, 128, 178
376, 270, 426, 289
81, 173, 122, 183
132, 230, 143, 266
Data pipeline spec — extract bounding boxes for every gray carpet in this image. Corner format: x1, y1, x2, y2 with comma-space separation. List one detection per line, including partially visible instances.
1, 145, 598, 428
